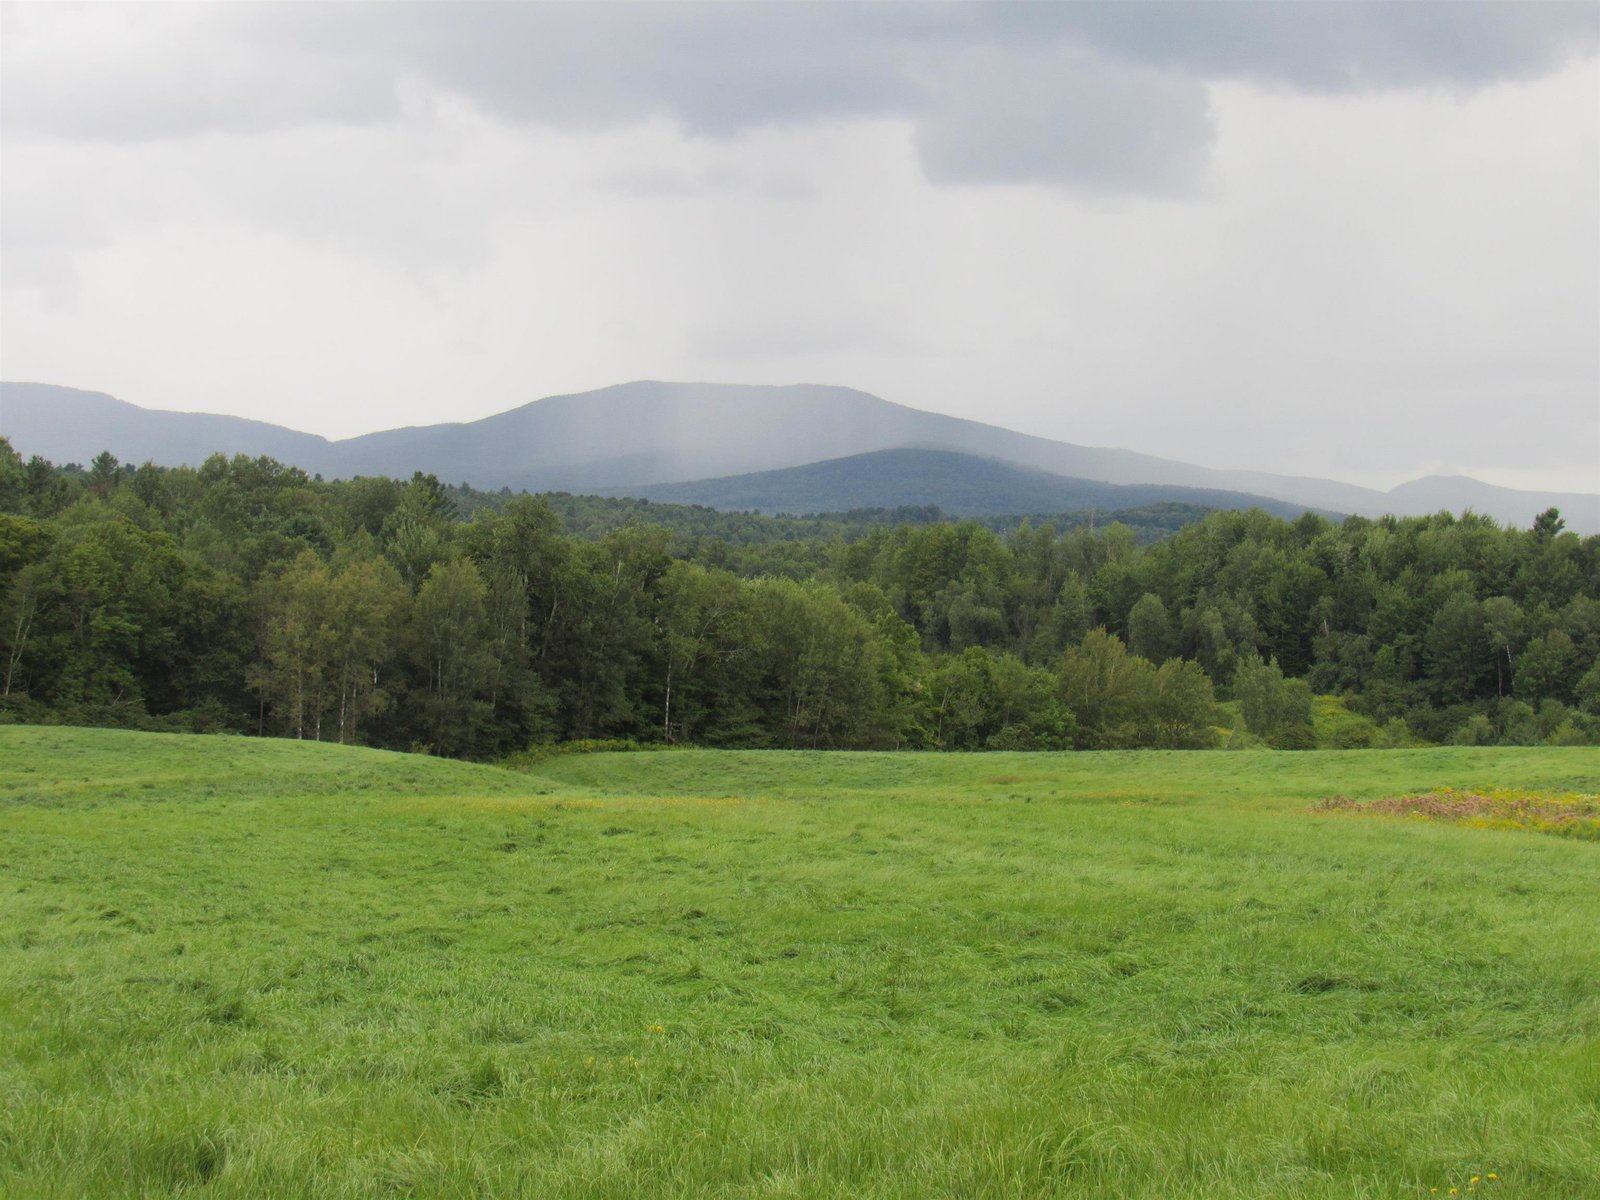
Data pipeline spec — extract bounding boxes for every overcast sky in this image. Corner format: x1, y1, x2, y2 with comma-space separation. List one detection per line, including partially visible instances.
3, 1, 1597, 492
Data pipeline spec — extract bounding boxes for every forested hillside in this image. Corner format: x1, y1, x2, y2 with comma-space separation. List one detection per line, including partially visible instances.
3, 440, 1597, 755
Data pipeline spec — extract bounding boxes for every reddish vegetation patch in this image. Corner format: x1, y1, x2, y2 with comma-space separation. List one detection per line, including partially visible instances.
1313, 788, 1600, 841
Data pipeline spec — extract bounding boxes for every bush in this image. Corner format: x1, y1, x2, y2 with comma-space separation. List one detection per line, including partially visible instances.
1405, 703, 1477, 745
1224, 716, 1262, 750
1332, 725, 1374, 749
1547, 718, 1597, 747
500, 738, 672, 771
1376, 717, 1414, 748
1269, 722, 1318, 750
1537, 699, 1571, 740
985, 724, 1050, 751
1311, 694, 1380, 749
1494, 698, 1539, 746
1453, 714, 1496, 746
0, 693, 52, 725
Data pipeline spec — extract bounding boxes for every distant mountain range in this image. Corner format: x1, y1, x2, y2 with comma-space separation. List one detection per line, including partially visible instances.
601, 448, 1334, 521
2, 380, 1595, 532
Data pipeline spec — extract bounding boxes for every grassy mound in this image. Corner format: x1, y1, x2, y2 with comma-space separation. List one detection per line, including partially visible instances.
3, 728, 1597, 1198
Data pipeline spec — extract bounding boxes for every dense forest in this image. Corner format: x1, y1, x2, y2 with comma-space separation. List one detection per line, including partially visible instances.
2, 440, 1597, 757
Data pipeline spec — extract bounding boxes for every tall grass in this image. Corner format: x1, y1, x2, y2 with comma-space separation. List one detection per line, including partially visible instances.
2, 728, 1597, 1197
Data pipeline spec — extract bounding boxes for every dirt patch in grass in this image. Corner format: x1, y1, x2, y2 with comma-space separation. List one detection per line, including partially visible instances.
1313, 787, 1600, 840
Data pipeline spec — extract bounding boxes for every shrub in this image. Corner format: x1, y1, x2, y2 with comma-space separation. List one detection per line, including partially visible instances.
1547, 719, 1596, 747
1452, 714, 1495, 746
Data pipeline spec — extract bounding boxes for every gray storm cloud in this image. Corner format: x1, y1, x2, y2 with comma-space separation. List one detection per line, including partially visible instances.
987, 1, 1599, 91
5, 1, 1595, 194
911, 46, 1216, 192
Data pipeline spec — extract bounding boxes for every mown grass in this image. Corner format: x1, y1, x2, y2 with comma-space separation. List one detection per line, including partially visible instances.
2, 728, 1597, 1198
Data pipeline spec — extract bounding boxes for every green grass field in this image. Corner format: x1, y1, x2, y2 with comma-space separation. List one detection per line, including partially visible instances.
2, 728, 1597, 1198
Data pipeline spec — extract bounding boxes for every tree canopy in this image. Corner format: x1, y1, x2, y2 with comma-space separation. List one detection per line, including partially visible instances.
3, 438, 1597, 753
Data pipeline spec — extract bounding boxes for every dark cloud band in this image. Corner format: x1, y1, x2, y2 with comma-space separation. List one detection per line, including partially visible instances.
4, 1, 1596, 194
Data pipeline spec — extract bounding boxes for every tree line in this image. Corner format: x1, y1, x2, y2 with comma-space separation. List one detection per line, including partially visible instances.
3, 441, 1597, 756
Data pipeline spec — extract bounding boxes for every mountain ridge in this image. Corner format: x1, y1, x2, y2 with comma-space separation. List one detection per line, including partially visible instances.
2, 379, 1594, 532
597, 447, 1336, 521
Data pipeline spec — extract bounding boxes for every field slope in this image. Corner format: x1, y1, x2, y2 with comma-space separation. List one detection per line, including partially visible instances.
2, 728, 1597, 1198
